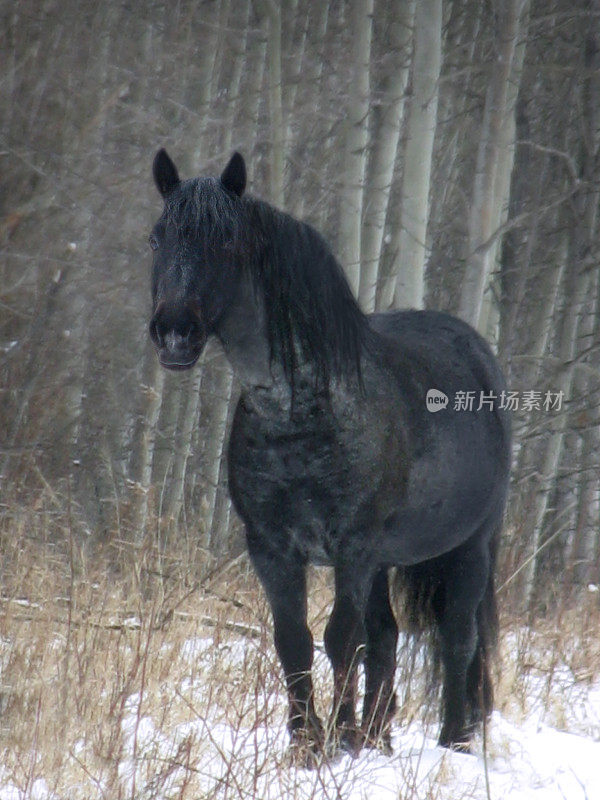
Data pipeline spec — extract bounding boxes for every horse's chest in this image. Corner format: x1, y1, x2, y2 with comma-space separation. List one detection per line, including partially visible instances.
231, 425, 347, 511
228, 407, 374, 558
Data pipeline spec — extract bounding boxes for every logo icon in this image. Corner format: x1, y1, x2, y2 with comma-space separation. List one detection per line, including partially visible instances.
426, 389, 448, 413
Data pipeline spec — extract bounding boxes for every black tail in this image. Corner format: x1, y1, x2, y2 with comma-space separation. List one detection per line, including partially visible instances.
391, 556, 446, 698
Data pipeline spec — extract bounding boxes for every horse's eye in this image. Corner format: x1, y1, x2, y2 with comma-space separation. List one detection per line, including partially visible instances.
148, 234, 159, 251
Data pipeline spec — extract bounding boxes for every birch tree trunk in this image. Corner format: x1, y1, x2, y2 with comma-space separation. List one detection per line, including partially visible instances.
258, 0, 285, 206
380, 0, 442, 311
427, 2, 483, 237
338, 0, 373, 297
283, 2, 307, 154
185, 4, 221, 166
571, 436, 599, 585
359, 0, 414, 312
222, 2, 250, 153
521, 265, 591, 608
129, 351, 165, 543
569, 274, 600, 585
164, 368, 204, 530
458, 0, 528, 329
207, 373, 236, 552
241, 15, 267, 186
287, 0, 330, 220
209, 0, 232, 103
478, 3, 530, 343
506, 230, 566, 590
199, 365, 234, 550
499, 148, 550, 378
72, 5, 126, 540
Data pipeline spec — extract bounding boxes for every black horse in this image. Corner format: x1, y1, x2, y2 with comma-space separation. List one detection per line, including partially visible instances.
148, 150, 511, 757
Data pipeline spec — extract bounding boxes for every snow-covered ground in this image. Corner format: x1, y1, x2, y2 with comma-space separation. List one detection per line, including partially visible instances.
116, 644, 600, 800
113, 707, 600, 800
2, 631, 599, 799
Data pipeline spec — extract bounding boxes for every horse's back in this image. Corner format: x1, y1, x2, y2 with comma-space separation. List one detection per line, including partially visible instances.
370, 309, 506, 388
369, 308, 510, 442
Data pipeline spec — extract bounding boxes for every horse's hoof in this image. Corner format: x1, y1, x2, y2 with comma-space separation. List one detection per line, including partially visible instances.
341, 733, 362, 758
287, 728, 325, 769
287, 744, 321, 770
329, 725, 362, 759
438, 736, 472, 754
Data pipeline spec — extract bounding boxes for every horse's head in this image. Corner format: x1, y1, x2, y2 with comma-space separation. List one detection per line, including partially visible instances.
148, 149, 246, 370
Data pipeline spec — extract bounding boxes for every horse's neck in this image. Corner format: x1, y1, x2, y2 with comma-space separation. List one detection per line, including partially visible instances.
215, 274, 290, 402
215, 273, 331, 417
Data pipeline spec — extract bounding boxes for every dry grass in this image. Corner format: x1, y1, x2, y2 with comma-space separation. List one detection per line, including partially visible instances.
496, 599, 600, 737
1, 502, 599, 799
0, 505, 346, 798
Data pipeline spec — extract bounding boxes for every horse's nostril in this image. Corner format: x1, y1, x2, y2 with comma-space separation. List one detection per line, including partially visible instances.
165, 331, 186, 351
149, 319, 163, 347
149, 301, 199, 354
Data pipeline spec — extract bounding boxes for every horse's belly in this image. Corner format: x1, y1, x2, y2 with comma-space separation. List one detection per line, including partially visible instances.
384, 443, 506, 563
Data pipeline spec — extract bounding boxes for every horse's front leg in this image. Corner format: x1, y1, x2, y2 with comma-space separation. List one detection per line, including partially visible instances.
247, 536, 323, 758
361, 568, 398, 754
323, 562, 373, 756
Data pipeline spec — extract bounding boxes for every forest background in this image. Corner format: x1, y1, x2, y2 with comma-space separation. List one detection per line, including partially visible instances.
2, 0, 600, 613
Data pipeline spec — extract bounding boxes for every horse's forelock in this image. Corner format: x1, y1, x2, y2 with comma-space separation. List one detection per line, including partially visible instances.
164, 177, 243, 247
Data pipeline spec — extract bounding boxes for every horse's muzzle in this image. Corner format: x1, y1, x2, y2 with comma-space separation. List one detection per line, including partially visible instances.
150, 319, 206, 371
159, 351, 201, 371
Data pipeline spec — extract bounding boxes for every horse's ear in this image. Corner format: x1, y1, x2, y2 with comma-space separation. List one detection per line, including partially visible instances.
153, 149, 180, 198
221, 152, 246, 197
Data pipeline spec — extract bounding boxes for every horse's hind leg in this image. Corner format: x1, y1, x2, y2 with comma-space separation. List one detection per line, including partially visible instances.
247, 537, 323, 755
465, 630, 493, 728
361, 568, 398, 753
437, 538, 491, 750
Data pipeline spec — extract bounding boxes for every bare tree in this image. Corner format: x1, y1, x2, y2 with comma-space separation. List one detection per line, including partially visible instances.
381, 0, 442, 310
458, 0, 530, 330
338, 0, 374, 298
360, 0, 414, 313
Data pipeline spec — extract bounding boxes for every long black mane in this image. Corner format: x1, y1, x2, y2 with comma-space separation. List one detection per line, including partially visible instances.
164, 177, 370, 385
248, 199, 370, 385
